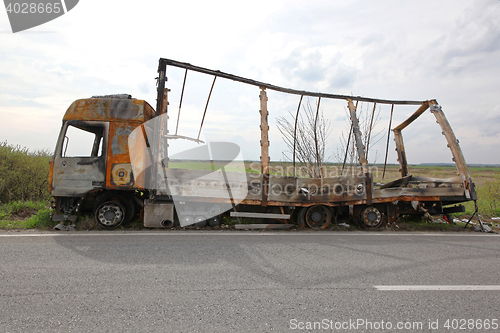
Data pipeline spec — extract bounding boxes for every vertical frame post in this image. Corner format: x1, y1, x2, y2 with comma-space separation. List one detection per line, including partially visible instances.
259, 87, 270, 206
347, 99, 368, 173
393, 129, 408, 177
429, 101, 475, 199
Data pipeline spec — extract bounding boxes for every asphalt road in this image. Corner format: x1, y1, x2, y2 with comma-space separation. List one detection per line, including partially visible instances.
0, 231, 499, 332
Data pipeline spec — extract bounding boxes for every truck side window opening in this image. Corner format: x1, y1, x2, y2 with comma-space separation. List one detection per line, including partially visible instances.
62, 125, 103, 157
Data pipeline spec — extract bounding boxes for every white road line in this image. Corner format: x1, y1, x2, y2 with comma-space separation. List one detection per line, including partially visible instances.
375, 285, 500, 291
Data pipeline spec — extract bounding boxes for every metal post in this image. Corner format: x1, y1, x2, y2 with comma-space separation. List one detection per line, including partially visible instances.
197, 76, 217, 141
292, 95, 303, 177
393, 129, 408, 177
382, 104, 394, 180
175, 69, 188, 135
365, 103, 376, 161
347, 99, 368, 174
260, 87, 270, 206
314, 97, 322, 177
429, 101, 475, 199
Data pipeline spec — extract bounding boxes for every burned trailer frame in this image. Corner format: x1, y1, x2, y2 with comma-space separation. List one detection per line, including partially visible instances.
153, 58, 478, 229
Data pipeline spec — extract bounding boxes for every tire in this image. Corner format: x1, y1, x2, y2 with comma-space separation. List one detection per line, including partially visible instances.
93, 192, 135, 229
94, 200, 126, 229
358, 206, 384, 228
297, 207, 307, 229
304, 205, 331, 230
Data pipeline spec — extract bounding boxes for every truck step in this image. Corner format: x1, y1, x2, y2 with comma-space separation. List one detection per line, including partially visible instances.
235, 224, 294, 230
230, 212, 290, 219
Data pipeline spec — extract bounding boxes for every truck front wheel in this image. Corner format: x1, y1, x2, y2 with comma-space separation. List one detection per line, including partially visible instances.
93, 192, 135, 229
94, 201, 126, 229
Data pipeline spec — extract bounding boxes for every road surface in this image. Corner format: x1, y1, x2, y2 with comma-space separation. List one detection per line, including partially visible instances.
0, 231, 499, 332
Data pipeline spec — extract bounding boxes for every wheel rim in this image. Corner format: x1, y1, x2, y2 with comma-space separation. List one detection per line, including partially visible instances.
96, 201, 125, 228
359, 206, 383, 227
305, 205, 331, 230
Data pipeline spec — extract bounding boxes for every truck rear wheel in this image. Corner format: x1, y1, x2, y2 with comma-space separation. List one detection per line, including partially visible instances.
305, 205, 331, 230
358, 206, 384, 228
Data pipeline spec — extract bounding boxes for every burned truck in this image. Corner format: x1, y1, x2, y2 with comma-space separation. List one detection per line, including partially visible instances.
49, 58, 477, 229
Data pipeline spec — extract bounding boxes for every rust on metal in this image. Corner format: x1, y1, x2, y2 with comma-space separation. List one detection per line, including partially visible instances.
63, 98, 155, 123
292, 94, 304, 177
260, 87, 270, 207
382, 104, 394, 180
314, 97, 322, 177
347, 99, 368, 173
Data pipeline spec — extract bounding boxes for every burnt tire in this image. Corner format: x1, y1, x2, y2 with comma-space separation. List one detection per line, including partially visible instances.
93, 192, 135, 229
94, 200, 126, 229
305, 205, 331, 230
297, 207, 307, 229
358, 206, 384, 228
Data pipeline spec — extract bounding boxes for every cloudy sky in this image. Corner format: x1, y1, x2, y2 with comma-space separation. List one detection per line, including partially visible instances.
1, 0, 499, 165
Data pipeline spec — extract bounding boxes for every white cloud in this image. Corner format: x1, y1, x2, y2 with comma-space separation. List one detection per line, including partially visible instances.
0, 0, 499, 165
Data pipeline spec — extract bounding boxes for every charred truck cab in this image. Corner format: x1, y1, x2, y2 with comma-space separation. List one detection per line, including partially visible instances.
49, 95, 156, 228
49, 58, 480, 230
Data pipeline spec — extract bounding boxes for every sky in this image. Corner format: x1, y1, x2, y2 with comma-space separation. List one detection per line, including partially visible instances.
1, 0, 499, 165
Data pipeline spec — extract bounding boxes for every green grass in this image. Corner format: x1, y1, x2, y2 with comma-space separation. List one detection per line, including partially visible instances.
0, 200, 54, 229
0, 141, 52, 204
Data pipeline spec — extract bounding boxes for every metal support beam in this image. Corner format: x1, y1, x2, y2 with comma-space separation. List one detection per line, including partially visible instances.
429, 102, 475, 199
260, 87, 270, 206
347, 99, 368, 174
292, 95, 303, 177
393, 129, 408, 177
160, 58, 425, 105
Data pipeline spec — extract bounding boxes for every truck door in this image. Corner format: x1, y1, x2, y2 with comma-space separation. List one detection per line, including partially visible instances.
51, 120, 108, 197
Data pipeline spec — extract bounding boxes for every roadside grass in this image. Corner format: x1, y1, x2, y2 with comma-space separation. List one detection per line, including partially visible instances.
0, 200, 54, 229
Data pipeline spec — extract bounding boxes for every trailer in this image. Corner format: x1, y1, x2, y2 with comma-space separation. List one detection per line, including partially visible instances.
49, 58, 479, 230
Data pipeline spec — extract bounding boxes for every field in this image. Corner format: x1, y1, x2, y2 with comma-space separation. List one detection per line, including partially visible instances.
158, 160, 499, 218
0, 142, 499, 230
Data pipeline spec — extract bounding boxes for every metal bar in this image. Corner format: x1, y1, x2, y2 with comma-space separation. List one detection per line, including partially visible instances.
156, 61, 167, 114
365, 103, 377, 161
314, 97, 322, 177
160, 58, 425, 105
347, 99, 368, 173
382, 104, 394, 180
393, 101, 430, 131
393, 129, 408, 177
197, 76, 217, 140
175, 69, 188, 135
429, 101, 475, 200
292, 95, 303, 177
235, 224, 294, 230
230, 212, 291, 219
260, 87, 270, 207
341, 100, 358, 176
341, 122, 353, 176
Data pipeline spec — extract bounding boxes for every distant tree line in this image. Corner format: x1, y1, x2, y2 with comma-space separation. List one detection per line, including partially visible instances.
0, 141, 52, 203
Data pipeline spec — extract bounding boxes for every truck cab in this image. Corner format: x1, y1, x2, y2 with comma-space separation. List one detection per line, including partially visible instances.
49, 94, 156, 228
